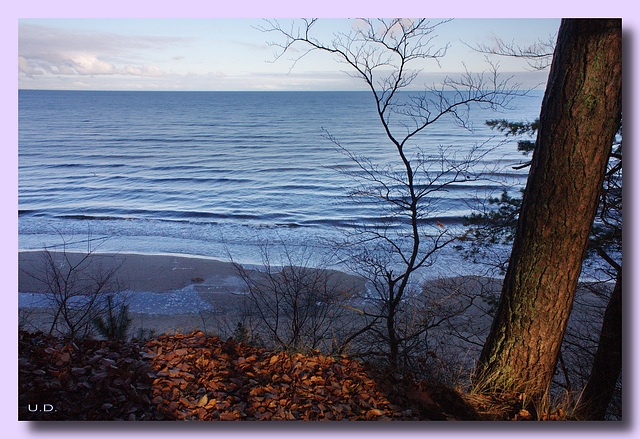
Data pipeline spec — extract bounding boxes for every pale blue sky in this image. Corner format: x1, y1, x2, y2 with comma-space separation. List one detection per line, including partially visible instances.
18, 18, 561, 91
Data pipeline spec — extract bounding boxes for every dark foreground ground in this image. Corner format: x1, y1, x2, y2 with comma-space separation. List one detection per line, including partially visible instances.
19, 330, 548, 422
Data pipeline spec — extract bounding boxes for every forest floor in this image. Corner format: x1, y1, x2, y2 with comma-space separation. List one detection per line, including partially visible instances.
18, 329, 566, 422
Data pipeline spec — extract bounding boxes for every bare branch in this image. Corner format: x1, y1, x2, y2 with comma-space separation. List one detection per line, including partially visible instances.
464, 34, 557, 71
260, 18, 523, 371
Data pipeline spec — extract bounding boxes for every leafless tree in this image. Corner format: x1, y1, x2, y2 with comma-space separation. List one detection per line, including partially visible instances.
231, 239, 361, 352
22, 232, 126, 340
465, 34, 556, 71
261, 18, 521, 370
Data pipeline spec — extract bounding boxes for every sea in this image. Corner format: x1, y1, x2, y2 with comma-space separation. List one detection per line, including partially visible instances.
18, 89, 543, 278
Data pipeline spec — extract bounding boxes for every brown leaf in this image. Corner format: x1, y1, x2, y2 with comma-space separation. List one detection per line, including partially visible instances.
219, 411, 238, 421
71, 367, 88, 375
197, 394, 209, 407
179, 397, 193, 408
515, 409, 532, 420
195, 408, 207, 420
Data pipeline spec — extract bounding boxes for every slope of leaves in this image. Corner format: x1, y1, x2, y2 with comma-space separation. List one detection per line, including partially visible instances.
19, 330, 520, 421
18, 330, 160, 420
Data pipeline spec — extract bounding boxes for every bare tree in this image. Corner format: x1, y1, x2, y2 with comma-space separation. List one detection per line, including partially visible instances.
261, 18, 521, 370
22, 232, 126, 340
231, 240, 360, 352
465, 34, 556, 71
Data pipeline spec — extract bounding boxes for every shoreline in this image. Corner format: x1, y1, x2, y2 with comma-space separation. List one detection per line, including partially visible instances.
18, 248, 612, 342
18, 249, 244, 294
18, 248, 368, 316
17, 249, 368, 336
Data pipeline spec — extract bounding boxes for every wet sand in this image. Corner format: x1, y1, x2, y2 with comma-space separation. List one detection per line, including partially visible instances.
18, 250, 367, 336
19, 250, 243, 294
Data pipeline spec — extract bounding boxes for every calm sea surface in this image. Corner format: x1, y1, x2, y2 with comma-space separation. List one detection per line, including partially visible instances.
19, 90, 543, 271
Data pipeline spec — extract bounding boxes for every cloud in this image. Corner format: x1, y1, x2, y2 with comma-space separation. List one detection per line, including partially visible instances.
67, 54, 116, 75
18, 56, 43, 76
19, 51, 168, 78
19, 22, 189, 56
18, 22, 187, 78
123, 65, 166, 77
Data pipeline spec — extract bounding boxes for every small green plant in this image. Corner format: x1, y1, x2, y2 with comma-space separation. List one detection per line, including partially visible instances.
93, 295, 132, 341
232, 321, 264, 348
134, 327, 156, 341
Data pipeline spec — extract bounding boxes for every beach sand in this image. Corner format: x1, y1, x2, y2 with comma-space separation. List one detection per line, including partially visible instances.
17, 250, 515, 351
19, 250, 242, 294
18, 250, 368, 337
17, 249, 613, 414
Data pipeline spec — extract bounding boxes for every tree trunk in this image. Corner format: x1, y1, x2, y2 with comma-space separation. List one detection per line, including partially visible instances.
474, 19, 622, 401
387, 289, 399, 370
574, 269, 622, 420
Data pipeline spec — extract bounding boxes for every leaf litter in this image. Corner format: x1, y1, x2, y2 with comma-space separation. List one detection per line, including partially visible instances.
19, 330, 525, 421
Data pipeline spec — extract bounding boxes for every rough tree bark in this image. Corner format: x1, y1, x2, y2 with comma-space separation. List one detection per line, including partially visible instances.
473, 19, 622, 401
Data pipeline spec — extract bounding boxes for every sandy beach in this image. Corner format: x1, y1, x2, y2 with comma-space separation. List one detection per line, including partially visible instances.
18, 250, 368, 337
19, 250, 255, 334
19, 250, 244, 294
17, 248, 606, 398
17, 250, 498, 339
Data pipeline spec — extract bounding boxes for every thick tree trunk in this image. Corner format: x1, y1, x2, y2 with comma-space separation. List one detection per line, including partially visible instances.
474, 19, 622, 400
574, 269, 622, 420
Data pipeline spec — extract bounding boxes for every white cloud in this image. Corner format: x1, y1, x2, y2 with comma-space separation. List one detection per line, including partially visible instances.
18, 56, 42, 76
18, 22, 186, 80
67, 54, 116, 75
19, 50, 169, 78
123, 65, 165, 77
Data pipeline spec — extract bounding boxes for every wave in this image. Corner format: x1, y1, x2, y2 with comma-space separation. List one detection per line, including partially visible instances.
148, 177, 252, 185
19, 90, 542, 262
23, 207, 471, 230
18, 209, 41, 216
56, 214, 140, 221
45, 210, 298, 223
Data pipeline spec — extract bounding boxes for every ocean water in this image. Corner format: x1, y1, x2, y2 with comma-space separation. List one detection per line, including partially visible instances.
19, 90, 543, 273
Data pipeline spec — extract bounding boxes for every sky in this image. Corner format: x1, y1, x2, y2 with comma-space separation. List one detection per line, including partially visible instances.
18, 18, 561, 91
6, 2, 640, 438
